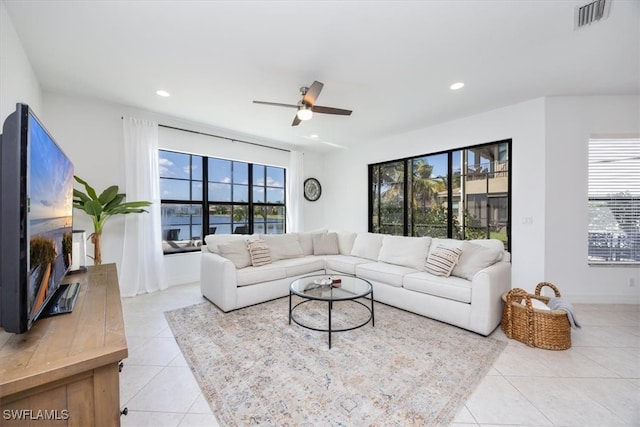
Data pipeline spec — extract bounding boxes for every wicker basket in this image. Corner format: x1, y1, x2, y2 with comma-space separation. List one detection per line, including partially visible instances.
501, 282, 572, 350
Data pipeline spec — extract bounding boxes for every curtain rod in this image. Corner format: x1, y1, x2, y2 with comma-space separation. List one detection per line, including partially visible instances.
159, 123, 291, 153
120, 117, 290, 153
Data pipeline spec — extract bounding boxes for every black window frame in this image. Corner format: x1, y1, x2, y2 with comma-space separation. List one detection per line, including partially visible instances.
160, 149, 286, 254
368, 139, 512, 252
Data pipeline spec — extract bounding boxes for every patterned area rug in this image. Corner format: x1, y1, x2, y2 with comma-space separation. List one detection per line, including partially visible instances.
165, 296, 506, 426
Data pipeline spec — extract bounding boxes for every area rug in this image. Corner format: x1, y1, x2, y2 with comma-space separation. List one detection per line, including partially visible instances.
165, 297, 506, 426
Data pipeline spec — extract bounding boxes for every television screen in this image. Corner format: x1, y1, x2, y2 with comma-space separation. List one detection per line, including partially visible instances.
27, 113, 74, 321
0, 103, 75, 333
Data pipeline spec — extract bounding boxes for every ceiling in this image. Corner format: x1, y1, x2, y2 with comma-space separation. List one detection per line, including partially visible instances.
4, 0, 639, 152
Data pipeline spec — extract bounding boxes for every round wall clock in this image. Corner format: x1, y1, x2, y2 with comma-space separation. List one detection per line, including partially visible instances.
304, 178, 322, 201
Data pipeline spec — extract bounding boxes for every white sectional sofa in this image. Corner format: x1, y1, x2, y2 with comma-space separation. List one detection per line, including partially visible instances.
200, 230, 511, 336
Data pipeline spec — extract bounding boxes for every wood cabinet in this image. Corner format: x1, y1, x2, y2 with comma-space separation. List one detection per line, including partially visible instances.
0, 264, 128, 426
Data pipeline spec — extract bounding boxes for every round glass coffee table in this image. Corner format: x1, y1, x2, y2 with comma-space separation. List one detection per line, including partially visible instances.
289, 274, 374, 349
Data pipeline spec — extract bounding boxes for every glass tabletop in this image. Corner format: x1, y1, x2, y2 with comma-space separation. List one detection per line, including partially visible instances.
290, 275, 372, 301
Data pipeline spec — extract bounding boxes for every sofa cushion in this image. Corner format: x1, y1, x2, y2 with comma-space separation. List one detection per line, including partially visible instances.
204, 234, 247, 254
247, 238, 271, 267
403, 272, 472, 303
236, 264, 287, 287
298, 229, 327, 255
469, 238, 505, 261
428, 238, 504, 280
313, 232, 340, 255
260, 233, 304, 261
453, 241, 503, 280
274, 256, 326, 277
324, 255, 370, 275
350, 232, 384, 260
218, 239, 251, 268
425, 245, 461, 277
355, 262, 417, 288
335, 231, 357, 255
378, 235, 431, 271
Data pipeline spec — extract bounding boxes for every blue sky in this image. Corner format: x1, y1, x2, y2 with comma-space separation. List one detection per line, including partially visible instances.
28, 115, 74, 220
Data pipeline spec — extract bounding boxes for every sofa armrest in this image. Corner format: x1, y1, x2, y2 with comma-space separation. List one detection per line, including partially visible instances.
200, 252, 238, 312
469, 261, 512, 335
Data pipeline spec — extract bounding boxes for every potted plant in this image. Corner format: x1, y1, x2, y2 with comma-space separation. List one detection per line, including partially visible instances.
73, 176, 151, 265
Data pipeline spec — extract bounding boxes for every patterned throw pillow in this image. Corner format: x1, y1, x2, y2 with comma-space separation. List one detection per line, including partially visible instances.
247, 239, 271, 267
425, 245, 462, 277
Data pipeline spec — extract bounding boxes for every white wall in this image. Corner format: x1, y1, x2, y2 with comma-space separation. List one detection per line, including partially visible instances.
0, 0, 41, 123
544, 96, 640, 303
323, 96, 640, 303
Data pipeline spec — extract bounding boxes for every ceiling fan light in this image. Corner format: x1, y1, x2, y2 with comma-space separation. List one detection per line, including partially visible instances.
297, 107, 313, 121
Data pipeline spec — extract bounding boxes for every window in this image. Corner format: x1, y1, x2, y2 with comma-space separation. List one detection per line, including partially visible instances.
588, 138, 640, 264
369, 140, 511, 251
159, 150, 286, 254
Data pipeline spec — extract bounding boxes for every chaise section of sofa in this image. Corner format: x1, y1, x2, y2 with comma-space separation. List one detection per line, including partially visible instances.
200, 230, 512, 336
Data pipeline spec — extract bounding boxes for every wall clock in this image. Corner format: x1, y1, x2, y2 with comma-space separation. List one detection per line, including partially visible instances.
304, 178, 322, 201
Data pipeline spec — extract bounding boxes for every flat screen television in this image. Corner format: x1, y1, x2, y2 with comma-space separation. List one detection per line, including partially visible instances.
0, 103, 78, 334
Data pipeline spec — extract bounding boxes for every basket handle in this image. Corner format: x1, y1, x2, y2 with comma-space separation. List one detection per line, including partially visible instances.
504, 288, 535, 346
535, 282, 561, 298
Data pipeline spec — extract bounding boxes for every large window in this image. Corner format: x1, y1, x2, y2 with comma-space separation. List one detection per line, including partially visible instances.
160, 150, 286, 254
588, 138, 639, 264
369, 140, 511, 251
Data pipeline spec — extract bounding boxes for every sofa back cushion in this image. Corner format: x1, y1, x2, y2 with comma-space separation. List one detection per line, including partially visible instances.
429, 238, 504, 280
350, 232, 384, 260
378, 235, 431, 271
453, 241, 503, 280
260, 233, 304, 261
334, 231, 357, 255
217, 239, 251, 268
469, 238, 505, 262
204, 234, 248, 254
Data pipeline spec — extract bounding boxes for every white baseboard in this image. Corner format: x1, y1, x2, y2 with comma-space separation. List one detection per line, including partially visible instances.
561, 293, 640, 304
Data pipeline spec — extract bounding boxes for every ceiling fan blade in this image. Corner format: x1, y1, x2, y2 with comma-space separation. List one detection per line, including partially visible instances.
253, 101, 297, 109
303, 81, 324, 106
311, 105, 352, 116
291, 115, 301, 126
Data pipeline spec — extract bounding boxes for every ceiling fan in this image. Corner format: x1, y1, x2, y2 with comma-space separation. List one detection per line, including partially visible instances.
253, 81, 352, 126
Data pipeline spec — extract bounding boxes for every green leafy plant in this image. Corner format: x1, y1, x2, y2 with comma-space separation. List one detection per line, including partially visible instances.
73, 176, 151, 265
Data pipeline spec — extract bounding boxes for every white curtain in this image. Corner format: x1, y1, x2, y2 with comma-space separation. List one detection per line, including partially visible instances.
286, 150, 304, 232
120, 117, 167, 296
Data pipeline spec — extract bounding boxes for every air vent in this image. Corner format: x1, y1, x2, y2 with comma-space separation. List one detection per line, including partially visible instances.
574, 0, 611, 29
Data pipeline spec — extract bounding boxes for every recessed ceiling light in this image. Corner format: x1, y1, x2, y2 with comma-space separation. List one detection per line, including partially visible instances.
156, 90, 170, 97
310, 134, 319, 139
450, 82, 465, 90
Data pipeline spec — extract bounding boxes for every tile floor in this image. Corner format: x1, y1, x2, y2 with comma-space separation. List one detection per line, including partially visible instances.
119, 282, 640, 426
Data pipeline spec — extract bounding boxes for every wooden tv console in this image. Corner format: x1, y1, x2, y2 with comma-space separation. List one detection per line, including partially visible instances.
0, 264, 128, 426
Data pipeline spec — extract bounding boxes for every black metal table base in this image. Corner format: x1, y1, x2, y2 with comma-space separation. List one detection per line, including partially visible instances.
288, 292, 375, 349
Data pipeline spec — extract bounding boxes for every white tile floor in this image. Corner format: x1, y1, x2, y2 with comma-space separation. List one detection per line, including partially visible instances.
119, 283, 640, 426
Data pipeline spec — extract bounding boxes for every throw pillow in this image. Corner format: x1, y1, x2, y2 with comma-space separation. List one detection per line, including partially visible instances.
298, 229, 327, 255
312, 232, 340, 255
247, 239, 271, 267
425, 245, 462, 277
217, 239, 251, 269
